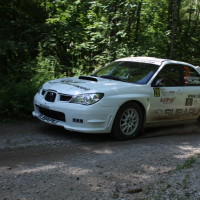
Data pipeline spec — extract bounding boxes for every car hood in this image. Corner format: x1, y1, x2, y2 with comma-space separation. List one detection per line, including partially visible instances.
42, 76, 140, 95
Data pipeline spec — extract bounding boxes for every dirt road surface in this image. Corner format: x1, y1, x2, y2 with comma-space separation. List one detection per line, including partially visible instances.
0, 121, 200, 200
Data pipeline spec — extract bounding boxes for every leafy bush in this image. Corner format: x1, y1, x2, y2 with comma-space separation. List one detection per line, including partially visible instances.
0, 80, 36, 121
0, 55, 65, 122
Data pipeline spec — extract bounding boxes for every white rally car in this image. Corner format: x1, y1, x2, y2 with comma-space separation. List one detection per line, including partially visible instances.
33, 57, 200, 140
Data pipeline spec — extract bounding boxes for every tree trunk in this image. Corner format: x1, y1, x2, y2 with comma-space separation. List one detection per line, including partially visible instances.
168, 0, 181, 59
135, 1, 142, 43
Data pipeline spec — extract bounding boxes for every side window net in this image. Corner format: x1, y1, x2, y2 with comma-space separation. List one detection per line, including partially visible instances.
153, 64, 184, 87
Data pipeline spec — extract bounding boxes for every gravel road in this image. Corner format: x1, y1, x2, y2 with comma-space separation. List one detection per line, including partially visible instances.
0, 121, 200, 200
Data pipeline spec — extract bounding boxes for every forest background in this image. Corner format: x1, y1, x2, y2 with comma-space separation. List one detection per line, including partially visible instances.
0, 0, 200, 121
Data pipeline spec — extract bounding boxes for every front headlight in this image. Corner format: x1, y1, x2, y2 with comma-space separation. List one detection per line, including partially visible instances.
70, 93, 104, 105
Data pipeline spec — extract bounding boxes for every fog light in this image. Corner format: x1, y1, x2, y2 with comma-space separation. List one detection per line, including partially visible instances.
73, 118, 83, 123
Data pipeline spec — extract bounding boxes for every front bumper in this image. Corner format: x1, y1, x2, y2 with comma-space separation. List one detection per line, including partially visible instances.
32, 93, 116, 133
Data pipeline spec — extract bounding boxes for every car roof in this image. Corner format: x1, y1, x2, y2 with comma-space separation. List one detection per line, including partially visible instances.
115, 56, 197, 69
115, 57, 168, 65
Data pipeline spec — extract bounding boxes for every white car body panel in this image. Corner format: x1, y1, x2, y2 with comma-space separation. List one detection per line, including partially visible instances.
33, 78, 150, 133
33, 57, 200, 134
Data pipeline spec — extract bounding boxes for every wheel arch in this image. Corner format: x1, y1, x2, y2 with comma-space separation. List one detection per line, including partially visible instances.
116, 100, 146, 122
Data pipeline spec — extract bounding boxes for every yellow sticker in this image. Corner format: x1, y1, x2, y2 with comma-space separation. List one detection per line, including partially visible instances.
153, 88, 160, 97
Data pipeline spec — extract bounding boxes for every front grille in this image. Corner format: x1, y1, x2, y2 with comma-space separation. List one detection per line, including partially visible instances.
37, 106, 65, 122
45, 91, 56, 102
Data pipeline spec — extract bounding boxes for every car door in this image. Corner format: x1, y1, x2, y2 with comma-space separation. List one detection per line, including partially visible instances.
148, 64, 188, 122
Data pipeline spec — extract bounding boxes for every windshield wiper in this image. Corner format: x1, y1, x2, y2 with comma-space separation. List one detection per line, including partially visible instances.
99, 75, 127, 82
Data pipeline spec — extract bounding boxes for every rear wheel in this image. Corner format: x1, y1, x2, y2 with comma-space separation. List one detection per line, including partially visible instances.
112, 102, 144, 140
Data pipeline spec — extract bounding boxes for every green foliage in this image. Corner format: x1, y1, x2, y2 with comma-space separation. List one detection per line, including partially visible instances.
0, 56, 64, 121
0, 79, 36, 121
32, 54, 64, 85
175, 157, 196, 171
1, 0, 200, 120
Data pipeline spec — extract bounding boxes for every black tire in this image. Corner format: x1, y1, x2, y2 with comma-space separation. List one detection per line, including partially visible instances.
112, 102, 144, 140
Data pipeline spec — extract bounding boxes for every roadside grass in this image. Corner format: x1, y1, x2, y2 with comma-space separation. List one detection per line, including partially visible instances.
145, 153, 200, 200
175, 157, 196, 171
175, 153, 200, 171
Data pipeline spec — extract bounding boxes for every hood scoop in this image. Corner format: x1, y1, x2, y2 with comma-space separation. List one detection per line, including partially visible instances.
79, 75, 98, 82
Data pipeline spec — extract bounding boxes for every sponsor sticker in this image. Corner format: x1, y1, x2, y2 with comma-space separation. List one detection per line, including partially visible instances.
154, 109, 163, 116
61, 81, 90, 91
185, 98, 193, 106
154, 108, 200, 119
188, 77, 200, 85
38, 114, 59, 124
184, 76, 189, 84
160, 97, 175, 104
153, 88, 160, 97
162, 90, 175, 96
188, 94, 200, 98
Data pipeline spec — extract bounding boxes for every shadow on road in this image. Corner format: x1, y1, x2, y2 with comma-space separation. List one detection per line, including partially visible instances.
37, 120, 200, 143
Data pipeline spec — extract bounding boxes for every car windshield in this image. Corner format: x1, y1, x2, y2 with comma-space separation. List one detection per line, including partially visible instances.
92, 61, 159, 84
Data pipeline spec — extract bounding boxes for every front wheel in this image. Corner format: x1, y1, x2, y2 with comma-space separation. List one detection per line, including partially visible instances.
111, 102, 144, 140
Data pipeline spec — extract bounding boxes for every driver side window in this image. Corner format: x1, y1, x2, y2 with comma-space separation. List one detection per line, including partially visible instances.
152, 64, 184, 87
